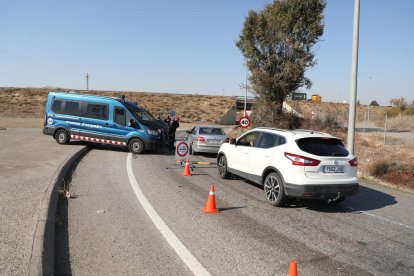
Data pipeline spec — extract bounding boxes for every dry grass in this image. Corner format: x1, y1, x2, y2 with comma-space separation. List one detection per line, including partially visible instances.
0, 87, 236, 124
383, 114, 414, 131
355, 132, 414, 191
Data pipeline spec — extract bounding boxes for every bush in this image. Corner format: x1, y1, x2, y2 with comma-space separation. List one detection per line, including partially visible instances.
250, 100, 302, 129
369, 159, 391, 177
385, 114, 414, 131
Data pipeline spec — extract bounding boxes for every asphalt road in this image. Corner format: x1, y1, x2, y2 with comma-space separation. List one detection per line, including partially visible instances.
57, 147, 414, 276
0, 128, 86, 276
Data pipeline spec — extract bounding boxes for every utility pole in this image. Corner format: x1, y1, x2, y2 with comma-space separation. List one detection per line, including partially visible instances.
86, 73, 90, 90
244, 71, 247, 116
347, 0, 360, 154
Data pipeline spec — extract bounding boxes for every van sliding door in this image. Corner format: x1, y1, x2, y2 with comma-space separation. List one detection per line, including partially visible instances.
78, 102, 112, 143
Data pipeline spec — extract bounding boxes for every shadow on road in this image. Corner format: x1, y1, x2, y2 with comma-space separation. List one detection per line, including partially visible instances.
54, 196, 72, 276
235, 178, 397, 213
85, 142, 176, 156
303, 185, 397, 213
219, 206, 247, 212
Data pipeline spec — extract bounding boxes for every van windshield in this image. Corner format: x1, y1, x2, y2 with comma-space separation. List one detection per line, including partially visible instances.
119, 99, 158, 125
131, 108, 156, 122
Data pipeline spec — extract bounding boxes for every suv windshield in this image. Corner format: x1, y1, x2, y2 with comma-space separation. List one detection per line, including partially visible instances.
296, 137, 349, 157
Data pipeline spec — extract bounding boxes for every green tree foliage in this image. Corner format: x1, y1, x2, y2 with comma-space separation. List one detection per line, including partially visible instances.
236, 0, 326, 116
370, 100, 379, 106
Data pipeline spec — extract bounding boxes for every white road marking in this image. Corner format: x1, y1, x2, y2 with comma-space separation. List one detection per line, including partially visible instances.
345, 206, 414, 231
126, 153, 211, 276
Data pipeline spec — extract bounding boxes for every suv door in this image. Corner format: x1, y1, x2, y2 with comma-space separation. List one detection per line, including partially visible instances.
227, 131, 261, 178
246, 132, 286, 183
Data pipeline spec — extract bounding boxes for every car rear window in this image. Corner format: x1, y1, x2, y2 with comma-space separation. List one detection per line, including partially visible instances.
199, 128, 225, 135
296, 137, 349, 157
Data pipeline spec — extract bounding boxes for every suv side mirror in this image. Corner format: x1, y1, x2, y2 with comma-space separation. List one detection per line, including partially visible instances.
230, 138, 236, 145
186, 130, 190, 134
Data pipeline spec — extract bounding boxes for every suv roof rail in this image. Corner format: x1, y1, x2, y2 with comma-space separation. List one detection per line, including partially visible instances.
292, 129, 329, 135
256, 127, 288, 132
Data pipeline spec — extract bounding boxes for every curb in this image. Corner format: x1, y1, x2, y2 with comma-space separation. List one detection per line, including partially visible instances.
29, 146, 90, 276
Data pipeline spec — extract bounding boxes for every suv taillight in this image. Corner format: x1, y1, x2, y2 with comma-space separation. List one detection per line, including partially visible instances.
196, 136, 205, 142
284, 152, 321, 166
349, 157, 358, 167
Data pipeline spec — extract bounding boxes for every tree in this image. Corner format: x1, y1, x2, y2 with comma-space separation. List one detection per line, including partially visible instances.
390, 97, 407, 111
236, 0, 326, 116
370, 100, 379, 106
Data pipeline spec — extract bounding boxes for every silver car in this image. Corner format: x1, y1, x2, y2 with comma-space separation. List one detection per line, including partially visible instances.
186, 126, 229, 154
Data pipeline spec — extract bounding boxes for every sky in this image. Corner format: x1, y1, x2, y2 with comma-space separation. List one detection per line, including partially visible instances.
0, 0, 413, 106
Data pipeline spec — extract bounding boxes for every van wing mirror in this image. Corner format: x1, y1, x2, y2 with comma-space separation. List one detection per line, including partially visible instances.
230, 138, 236, 145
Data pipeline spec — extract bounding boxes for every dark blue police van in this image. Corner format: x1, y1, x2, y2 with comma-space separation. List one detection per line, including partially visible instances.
43, 92, 169, 154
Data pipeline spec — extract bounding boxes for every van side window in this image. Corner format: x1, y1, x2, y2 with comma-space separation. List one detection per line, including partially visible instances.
52, 100, 62, 113
63, 101, 80, 116
85, 103, 108, 120
114, 107, 126, 126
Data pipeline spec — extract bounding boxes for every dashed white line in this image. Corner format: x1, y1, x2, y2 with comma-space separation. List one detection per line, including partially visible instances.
345, 205, 414, 231
126, 153, 211, 276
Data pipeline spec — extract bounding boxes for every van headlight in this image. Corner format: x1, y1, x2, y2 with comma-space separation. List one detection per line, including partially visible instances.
147, 129, 158, 136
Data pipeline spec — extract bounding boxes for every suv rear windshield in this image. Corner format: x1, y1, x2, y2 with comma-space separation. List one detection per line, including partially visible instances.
296, 138, 349, 157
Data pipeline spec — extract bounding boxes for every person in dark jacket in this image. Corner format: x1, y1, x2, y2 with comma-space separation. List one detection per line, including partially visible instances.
164, 114, 171, 128
169, 116, 180, 149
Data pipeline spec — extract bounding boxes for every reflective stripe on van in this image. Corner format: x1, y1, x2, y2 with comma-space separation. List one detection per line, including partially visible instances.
71, 135, 127, 146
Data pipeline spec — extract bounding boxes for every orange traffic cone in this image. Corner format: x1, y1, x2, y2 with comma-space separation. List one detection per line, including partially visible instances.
182, 160, 192, 176
202, 184, 220, 214
287, 260, 298, 276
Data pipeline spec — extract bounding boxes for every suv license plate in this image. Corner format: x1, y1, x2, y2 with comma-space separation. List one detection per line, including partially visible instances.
323, 165, 344, 173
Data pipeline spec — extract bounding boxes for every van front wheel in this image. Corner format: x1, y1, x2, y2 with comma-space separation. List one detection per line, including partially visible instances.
55, 129, 69, 145
128, 138, 144, 154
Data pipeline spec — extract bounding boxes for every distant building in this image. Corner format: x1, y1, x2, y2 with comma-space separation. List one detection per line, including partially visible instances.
236, 96, 255, 110
311, 94, 322, 103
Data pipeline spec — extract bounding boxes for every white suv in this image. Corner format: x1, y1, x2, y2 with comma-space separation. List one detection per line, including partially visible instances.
217, 128, 358, 206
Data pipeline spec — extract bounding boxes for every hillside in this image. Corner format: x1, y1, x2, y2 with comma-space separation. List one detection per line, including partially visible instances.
1, 87, 413, 190
0, 87, 402, 126
0, 87, 236, 124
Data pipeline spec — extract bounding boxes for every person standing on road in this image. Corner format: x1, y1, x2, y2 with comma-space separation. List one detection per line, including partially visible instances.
164, 114, 171, 128
169, 116, 180, 149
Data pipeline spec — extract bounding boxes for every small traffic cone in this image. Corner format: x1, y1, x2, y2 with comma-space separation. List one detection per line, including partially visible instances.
202, 184, 220, 214
287, 260, 298, 276
182, 160, 192, 176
